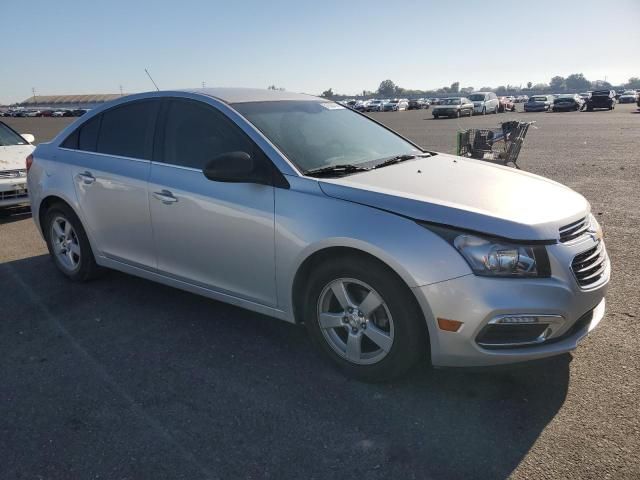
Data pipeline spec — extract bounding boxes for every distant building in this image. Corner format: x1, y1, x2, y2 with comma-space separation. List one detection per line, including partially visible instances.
16, 94, 126, 109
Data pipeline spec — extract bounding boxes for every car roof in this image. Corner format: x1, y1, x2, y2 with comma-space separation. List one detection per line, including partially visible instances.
180, 87, 321, 104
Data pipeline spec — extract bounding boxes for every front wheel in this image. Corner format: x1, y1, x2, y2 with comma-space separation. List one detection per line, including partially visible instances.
482, 107, 486, 115
304, 257, 427, 382
456, 109, 461, 118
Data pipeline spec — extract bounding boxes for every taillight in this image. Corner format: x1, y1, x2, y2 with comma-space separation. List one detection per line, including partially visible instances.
26, 154, 33, 172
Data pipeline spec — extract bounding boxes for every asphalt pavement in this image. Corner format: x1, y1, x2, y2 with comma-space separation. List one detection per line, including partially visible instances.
1, 104, 639, 479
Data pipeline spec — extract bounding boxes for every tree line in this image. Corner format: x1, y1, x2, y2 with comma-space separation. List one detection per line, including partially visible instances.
319, 74, 640, 99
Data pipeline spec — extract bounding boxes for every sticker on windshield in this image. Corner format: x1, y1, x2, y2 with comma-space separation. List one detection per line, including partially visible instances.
320, 103, 345, 110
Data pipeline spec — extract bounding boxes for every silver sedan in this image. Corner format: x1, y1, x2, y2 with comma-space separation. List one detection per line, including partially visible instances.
28, 88, 609, 381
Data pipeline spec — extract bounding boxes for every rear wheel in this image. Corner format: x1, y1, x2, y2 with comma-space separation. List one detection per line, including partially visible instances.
482, 107, 486, 115
456, 109, 461, 118
303, 257, 427, 382
43, 203, 101, 281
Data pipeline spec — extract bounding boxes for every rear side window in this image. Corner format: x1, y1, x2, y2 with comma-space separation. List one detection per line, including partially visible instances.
96, 100, 159, 159
61, 114, 101, 151
161, 99, 253, 170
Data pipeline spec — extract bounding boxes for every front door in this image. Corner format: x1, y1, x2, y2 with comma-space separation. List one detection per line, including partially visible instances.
148, 98, 277, 306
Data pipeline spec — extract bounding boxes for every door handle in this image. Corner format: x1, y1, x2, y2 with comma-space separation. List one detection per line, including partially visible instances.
76, 171, 95, 185
153, 190, 178, 204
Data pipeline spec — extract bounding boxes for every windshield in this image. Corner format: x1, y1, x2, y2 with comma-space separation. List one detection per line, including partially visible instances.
531, 96, 547, 102
468, 94, 486, 101
233, 101, 421, 173
441, 98, 461, 105
0, 122, 27, 146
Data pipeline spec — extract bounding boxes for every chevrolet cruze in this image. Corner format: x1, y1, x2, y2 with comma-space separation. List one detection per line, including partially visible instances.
27, 88, 610, 381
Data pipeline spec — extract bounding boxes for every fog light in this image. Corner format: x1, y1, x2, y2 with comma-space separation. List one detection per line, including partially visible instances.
476, 314, 565, 348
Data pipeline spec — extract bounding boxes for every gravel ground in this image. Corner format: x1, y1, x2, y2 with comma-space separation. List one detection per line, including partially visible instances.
1, 105, 639, 479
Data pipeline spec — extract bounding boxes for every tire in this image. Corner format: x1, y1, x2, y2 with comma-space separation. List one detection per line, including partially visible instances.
43, 202, 101, 281
456, 109, 461, 118
433, 114, 438, 119
494, 104, 498, 114
467, 108, 473, 117
482, 107, 486, 115
303, 256, 427, 382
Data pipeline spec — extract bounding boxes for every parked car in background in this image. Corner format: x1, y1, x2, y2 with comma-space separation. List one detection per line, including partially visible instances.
468, 92, 499, 115
617, 90, 638, 104
366, 99, 383, 112
27, 88, 610, 381
0, 121, 35, 208
552, 94, 584, 112
382, 99, 408, 112
498, 96, 516, 112
579, 92, 591, 100
524, 95, 554, 112
408, 99, 428, 110
515, 95, 529, 103
351, 101, 367, 112
429, 98, 441, 105
52, 110, 67, 117
432, 97, 474, 118
585, 90, 616, 111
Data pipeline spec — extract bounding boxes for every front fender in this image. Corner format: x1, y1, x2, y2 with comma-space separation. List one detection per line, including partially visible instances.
274, 176, 471, 318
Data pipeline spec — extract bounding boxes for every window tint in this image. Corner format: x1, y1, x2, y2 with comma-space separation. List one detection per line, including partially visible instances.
162, 99, 253, 169
96, 100, 159, 159
79, 114, 101, 151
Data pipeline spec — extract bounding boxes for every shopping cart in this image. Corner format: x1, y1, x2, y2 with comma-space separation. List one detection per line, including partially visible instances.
456, 121, 535, 169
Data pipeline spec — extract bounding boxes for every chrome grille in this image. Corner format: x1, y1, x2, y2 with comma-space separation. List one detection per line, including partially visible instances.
0, 169, 27, 179
571, 241, 607, 288
0, 188, 28, 201
559, 217, 589, 243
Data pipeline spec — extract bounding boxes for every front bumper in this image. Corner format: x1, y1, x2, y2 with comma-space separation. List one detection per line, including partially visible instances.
0, 176, 29, 207
472, 105, 485, 113
524, 105, 546, 111
412, 236, 610, 367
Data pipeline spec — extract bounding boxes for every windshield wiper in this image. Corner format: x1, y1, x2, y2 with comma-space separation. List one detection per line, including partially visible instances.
303, 164, 370, 177
372, 153, 431, 170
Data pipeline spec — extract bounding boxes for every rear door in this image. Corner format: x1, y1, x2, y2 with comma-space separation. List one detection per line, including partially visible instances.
66, 99, 160, 268
148, 98, 277, 306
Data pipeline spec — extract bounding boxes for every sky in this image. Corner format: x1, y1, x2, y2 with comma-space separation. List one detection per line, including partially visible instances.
2, 0, 639, 104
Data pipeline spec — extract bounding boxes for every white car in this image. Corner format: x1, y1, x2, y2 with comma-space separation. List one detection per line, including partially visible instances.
0, 122, 35, 207
618, 90, 638, 104
468, 92, 500, 115
52, 110, 68, 117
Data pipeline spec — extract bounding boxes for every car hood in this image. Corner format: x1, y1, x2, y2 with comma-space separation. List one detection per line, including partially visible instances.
0, 144, 34, 171
318, 154, 589, 241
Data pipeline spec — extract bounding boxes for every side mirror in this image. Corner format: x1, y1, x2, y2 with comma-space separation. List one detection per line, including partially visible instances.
21, 133, 35, 144
203, 151, 266, 184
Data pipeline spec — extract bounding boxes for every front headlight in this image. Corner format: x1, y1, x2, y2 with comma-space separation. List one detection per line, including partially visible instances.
422, 224, 551, 277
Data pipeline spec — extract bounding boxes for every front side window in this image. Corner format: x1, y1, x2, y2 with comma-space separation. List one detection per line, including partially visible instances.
233, 101, 420, 173
96, 100, 159, 159
162, 99, 253, 170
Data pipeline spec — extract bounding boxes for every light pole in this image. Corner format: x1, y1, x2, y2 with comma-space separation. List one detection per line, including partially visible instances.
32, 87, 37, 106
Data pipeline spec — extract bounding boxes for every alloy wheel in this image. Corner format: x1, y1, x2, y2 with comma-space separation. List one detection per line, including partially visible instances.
317, 278, 394, 365
50, 215, 81, 272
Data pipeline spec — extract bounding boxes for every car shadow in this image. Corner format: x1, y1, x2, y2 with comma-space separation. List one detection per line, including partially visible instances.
1, 254, 570, 479
0, 205, 31, 225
